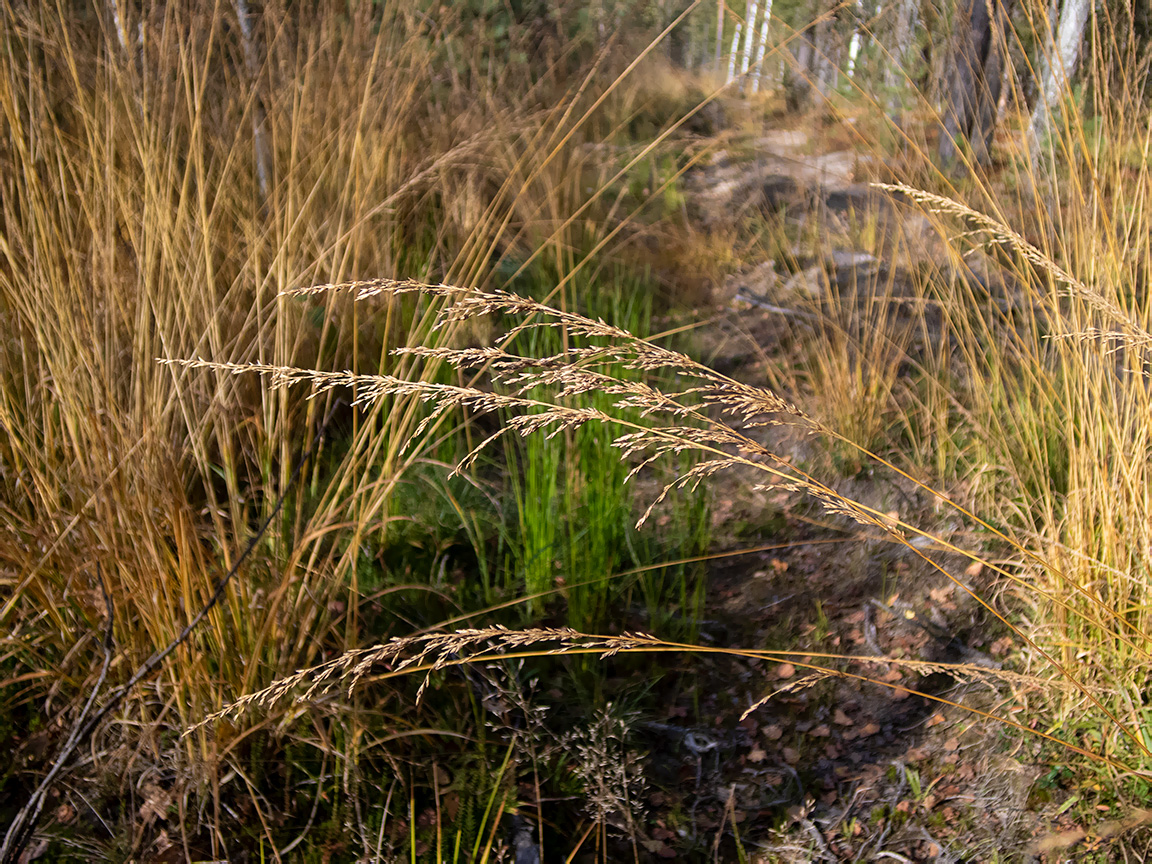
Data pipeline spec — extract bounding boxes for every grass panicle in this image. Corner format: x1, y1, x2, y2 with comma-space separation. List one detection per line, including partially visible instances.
182, 277, 1152, 784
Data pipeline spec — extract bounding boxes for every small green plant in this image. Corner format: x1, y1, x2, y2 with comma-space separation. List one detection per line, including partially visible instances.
498, 264, 709, 633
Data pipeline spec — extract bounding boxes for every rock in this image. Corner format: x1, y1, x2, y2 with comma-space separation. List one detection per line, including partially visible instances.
824, 184, 883, 215
762, 174, 804, 211
783, 264, 826, 299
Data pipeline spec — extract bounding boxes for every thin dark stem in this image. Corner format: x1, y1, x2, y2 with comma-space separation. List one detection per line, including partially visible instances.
0, 400, 340, 863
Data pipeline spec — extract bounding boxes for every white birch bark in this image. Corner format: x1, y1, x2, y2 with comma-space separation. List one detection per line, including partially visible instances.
726, 14, 744, 82
749, 0, 773, 93
109, 0, 129, 52
738, 0, 760, 81
1028, 0, 1092, 154
847, 0, 881, 79
846, 33, 862, 78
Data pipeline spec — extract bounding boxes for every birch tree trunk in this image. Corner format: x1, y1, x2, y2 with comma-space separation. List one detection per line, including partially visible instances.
845, 0, 866, 78
727, 12, 744, 81
109, 0, 129, 53
739, 0, 761, 84
1028, 0, 1092, 156
749, 0, 774, 93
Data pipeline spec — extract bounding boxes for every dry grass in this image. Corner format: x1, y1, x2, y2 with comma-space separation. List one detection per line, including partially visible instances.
705, 0, 1152, 789
176, 278, 1152, 787
0, 2, 716, 852
8, 0, 1152, 856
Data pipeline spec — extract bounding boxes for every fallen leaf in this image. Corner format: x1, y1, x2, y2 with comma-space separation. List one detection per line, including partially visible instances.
833, 708, 854, 726
776, 663, 796, 680
965, 561, 984, 578
926, 713, 947, 728
943, 737, 960, 752
138, 783, 172, 827
1033, 828, 1089, 853
783, 747, 800, 764
748, 747, 767, 763
810, 724, 831, 738
860, 722, 881, 737
929, 585, 954, 604
763, 724, 783, 741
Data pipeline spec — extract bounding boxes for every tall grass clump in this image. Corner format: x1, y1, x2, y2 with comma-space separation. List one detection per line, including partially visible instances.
876, 7, 1152, 772
747, 0, 1152, 778
499, 266, 709, 633
0, 1, 710, 852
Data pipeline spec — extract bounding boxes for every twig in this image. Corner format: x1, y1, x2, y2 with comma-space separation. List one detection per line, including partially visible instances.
0, 400, 340, 863
0, 566, 115, 863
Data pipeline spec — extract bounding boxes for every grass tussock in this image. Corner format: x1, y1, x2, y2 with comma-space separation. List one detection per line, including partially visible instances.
0, 2, 715, 853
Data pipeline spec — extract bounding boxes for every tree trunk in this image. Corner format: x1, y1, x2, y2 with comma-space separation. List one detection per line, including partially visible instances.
749, 0, 774, 93
726, 11, 744, 82
846, 0, 870, 79
812, 4, 840, 98
233, 0, 271, 203
739, 0, 761, 84
938, 0, 1013, 166
784, 28, 814, 109
885, 0, 919, 116
1028, 0, 1092, 156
